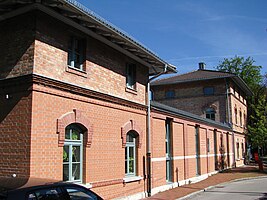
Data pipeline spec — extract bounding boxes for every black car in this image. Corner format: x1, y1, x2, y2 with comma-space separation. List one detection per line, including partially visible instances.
0, 177, 103, 200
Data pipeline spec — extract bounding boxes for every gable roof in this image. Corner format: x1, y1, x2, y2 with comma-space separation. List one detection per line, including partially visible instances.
151, 69, 253, 96
0, 0, 176, 75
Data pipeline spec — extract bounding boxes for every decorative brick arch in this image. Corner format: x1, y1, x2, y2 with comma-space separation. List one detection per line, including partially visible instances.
202, 104, 217, 114
57, 109, 93, 147
121, 120, 143, 148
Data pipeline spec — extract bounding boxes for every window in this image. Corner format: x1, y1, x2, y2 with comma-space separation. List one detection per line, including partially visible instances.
244, 113, 246, 127
68, 37, 85, 70
28, 188, 63, 200
207, 138, 210, 152
64, 186, 99, 200
63, 125, 83, 182
240, 110, 242, 126
203, 87, 214, 95
241, 143, 244, 158
206, 107, 215, 121
165, 90, 175, 99
236, 142, 240, 159
126, 64, 136, 89
125, 131, 137, 176
234, 107, 238, 124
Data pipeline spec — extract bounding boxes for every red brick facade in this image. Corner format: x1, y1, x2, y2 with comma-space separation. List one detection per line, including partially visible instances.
0, 3, 246, 199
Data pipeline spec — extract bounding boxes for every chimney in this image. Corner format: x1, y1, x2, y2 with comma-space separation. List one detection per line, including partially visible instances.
198, 62, 206, 70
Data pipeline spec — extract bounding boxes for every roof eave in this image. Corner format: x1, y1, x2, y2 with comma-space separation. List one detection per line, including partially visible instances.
151, 101, 232, 131
0, 0, 177, 75
231, 76, 253, 96
59, 0, 177, 75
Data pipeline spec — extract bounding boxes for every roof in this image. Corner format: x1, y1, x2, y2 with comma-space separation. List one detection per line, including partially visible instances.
151, 69, 253, 96
151, 101, 232, 131
0, 0, 176, 75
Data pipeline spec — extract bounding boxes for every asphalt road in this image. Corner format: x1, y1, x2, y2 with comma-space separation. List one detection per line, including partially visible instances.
188, 177, 267, 200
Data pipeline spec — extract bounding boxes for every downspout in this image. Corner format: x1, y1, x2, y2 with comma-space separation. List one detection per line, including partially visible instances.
147, 65, 168, 197
225, 79, 235, 167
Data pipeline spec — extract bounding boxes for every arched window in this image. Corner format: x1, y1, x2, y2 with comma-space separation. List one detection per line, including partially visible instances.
63, 124, 83, 182
205, 107, 215, 121
125, 131, 138, 176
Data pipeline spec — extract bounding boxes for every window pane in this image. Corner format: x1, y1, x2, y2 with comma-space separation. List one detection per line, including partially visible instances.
129, 160, 134, 173
34, 188, 62, 200
65, 128, 71, 140
72, 163, 80, 181
65, 187, 98, 200
125, 160, 128, 174
204, 87, 214, 95
166, 90, 175, 99
63, 164, 69, 181
72, 146, 80, 162
127, 134, 134, 142
126, 64, 136, 88
129, 147, 134, 160
63, 146, 69, 162
71, 129, 80, 140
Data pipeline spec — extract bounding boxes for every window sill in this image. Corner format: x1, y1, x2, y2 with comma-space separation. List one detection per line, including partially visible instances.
123, 176, 143, 183
125, 87, 137, 95
66, 65, 87, 78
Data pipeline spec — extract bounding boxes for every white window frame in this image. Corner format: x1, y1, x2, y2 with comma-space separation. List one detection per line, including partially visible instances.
68, 37, 85, 71
126, 64, 136, 90
63, 125, 83, 183
125, 131, 137, 176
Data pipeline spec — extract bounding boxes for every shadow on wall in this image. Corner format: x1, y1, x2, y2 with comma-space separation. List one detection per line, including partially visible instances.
0, 81, 32, 178
34, 11, 148, 85
0, 12, 35, 79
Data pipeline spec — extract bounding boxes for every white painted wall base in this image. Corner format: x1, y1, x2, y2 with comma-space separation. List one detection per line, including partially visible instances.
114, 170, 221, 200
151, 170, 219, 197
113, 191, 147, 200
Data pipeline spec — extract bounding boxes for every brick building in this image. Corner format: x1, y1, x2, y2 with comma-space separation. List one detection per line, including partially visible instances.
0, 1, 246, 199
151, 63, 253, 167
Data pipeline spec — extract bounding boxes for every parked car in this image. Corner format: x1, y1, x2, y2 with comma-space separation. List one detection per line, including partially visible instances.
0, 177, 103, 200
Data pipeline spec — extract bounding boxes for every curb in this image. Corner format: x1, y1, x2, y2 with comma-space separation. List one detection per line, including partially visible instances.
176, 175, 267, 200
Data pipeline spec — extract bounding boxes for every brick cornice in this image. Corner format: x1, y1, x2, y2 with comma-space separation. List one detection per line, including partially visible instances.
57, 109, 93, 147
31, 74, 147, 111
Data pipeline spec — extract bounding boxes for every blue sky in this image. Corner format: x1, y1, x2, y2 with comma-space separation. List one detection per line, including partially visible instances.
78, 0, 267, 75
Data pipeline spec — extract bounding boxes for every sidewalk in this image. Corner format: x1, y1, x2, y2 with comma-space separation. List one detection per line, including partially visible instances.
144, 164, 267, 200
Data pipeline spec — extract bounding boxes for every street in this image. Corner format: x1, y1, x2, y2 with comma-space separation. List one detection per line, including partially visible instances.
188, 177, 267, 200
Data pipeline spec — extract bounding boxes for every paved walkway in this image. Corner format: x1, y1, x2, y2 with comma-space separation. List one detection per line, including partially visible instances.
144, 164, 267, 200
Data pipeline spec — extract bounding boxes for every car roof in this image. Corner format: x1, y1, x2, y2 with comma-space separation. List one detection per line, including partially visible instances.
0, 177, 66, 192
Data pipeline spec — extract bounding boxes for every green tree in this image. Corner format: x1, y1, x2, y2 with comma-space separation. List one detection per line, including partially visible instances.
216, 56, 262, 91
248, 95, 267, 148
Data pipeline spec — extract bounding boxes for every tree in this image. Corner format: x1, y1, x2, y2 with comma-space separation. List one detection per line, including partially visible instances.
216, 56, 262, 91
248, 95, 267, 148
